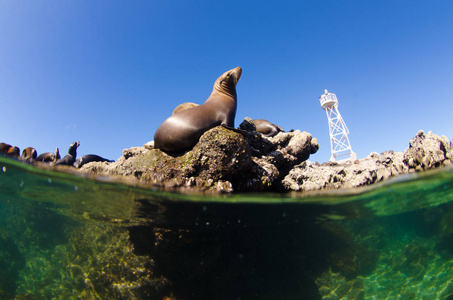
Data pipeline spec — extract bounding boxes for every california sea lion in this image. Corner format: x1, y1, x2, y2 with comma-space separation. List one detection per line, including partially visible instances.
0, 143, 10, 153
154, 67, 242, 152
37, 148, 60, 163
0, 143, 20, 157
252, 119, 284, 137
172, 102, 199, 115
73, 154, 114, 168
54, 141, 80, 166
21, 147, 37, 162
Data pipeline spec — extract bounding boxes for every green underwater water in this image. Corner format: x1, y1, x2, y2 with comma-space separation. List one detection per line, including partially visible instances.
1, 155, 453, 299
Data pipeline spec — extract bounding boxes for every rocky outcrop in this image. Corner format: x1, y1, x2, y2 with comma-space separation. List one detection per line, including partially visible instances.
78, 128, 450, 193
283, 130, 453, 192
79, 118, 319, 193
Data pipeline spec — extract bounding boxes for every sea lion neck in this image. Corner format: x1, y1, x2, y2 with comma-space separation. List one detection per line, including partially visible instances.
213, 85, 237, 99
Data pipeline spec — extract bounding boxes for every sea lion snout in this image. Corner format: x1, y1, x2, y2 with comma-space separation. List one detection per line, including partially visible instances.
233, 66, 242, 78
229, 66, 242, 84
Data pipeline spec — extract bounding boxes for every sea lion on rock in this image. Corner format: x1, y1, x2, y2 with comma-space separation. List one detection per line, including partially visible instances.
154, 66, 242, 153
0, 143, 20, 157
0, 143, 11, 153
172, 102, 199, 115
73, 154, 114, 168
37, 148, 60, 163
21, 147, 37, 162
252, 119, 284, 137
55, 141, 80, 166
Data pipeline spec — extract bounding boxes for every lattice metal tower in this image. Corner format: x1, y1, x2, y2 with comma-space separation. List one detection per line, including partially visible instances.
319, 90, 356, 162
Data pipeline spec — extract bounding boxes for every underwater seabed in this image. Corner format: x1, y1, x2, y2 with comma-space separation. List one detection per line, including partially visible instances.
1, 156, 453, 299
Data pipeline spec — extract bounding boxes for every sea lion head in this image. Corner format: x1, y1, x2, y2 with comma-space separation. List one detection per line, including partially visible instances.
213, 66, 242, 98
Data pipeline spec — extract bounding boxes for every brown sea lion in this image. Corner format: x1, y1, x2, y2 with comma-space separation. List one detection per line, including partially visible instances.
0, 143, 12, 154
172, 102, 199, 115
0, 143, 20, 157
0, 143, 10, 153
252, 119, 284, 137
154, 67, 242, 153
21, 147, 38, 162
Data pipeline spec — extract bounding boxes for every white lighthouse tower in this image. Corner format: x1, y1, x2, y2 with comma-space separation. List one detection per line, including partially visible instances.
319, 90, 356, 162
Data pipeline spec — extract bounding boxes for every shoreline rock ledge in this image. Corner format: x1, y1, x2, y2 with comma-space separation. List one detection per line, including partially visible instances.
79, 117, 319, 193
79, 123, 452, 193
283, 130, 453, 191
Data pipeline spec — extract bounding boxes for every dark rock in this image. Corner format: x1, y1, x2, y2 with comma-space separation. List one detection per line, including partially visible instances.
0, 234, 25, 297
436, 207, 453, 255
238, 117, 256, 132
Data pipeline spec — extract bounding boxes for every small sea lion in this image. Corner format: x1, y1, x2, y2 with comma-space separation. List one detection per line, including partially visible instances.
73, 154, 114, 168
54, 141, 80, 166
21, 147, 37, 162
252, 119, 284, 137
0, 143, 20, 157
37, 148, 61, 163
154, 66, 242, 153
0, 143, 11, 153
55, 148, 61, 160
172, 102, 199, 115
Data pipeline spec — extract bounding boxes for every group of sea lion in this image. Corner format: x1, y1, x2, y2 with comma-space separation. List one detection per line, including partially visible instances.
4, 67, 282, 166
153, 66, 285, 153
0, 141, 113, 168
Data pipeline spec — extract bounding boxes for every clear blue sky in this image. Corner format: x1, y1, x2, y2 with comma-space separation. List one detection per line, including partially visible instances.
1, 1, 452, 163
